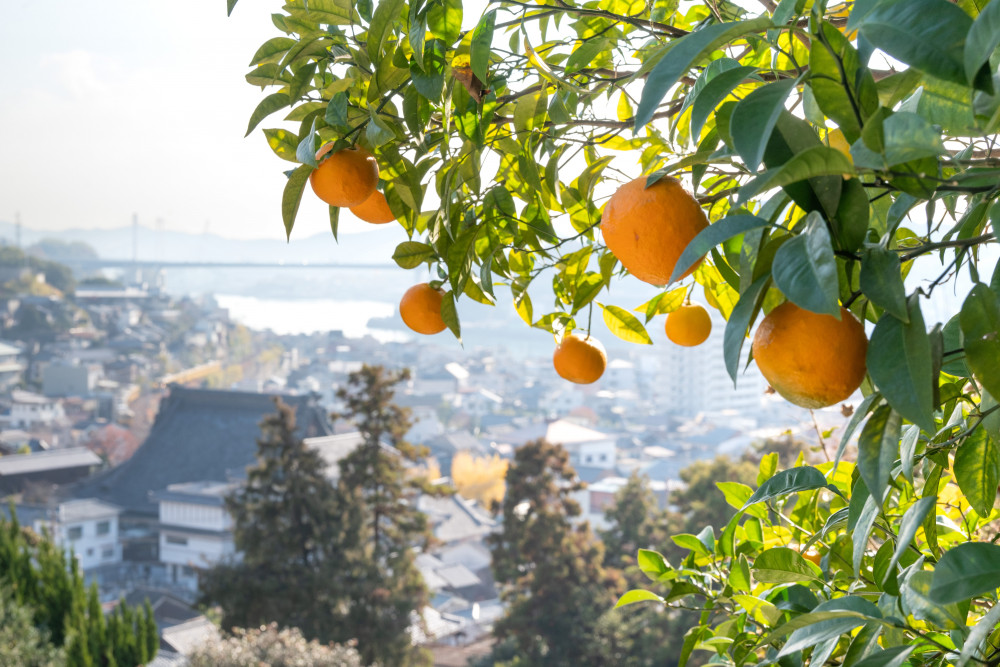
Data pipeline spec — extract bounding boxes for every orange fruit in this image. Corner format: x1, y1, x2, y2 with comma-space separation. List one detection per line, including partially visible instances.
665, 302, 712, 347
309, 145, 379, 207
802, 548, 823, 566
752, 302, 868, 409
350, 189, 396, 224
399, 283, 447, 335
552, 333, 607, 384
600, 175, 709, 286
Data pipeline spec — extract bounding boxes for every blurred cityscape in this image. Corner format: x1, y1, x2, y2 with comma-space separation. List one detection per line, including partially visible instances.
0, 223, 857, 664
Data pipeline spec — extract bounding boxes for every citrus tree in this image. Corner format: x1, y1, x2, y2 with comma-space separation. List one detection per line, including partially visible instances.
231, 0, 1000, 663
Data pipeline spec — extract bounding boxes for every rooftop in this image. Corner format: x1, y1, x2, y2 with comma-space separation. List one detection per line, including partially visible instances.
0, 447, 101, 476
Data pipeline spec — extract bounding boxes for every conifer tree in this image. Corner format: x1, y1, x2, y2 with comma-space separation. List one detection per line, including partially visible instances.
199, 398, 345, 640
487, 439, 625, 666
333, 365, 434, 667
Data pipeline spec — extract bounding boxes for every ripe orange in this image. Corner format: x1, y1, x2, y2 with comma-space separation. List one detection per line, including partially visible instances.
309, 145, 379, 208
600, 176, 709, 286
802, 548, 823, 566
752, 302, 868, 409
553, 333, 607, 384
399, 283, 447, 335
350, 189, 396, 224
665, 302, 712, 347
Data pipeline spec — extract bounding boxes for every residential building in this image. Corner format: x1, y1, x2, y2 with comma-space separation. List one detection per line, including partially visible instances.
20, 498, 122, 571
4, 389, 66, 428
0, 447, 102, 494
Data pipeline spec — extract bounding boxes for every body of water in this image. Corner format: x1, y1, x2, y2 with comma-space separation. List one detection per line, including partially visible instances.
214, 294, 410, 342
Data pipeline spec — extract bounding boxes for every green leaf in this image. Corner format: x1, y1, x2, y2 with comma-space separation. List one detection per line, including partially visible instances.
367, 0, 405, 61
853, 493, 880, 576
246, 92, 290, 137
227, 0, 239, 16
636, 286, 687, 323
860, 246, 908, 321
410, 39, 446, 101
884, 496, 935, 582
858, 0, 973, 87
295, 118, 319, 167
754, 547, 822, 583
427, 0, 462, 45
723, 274, 770, 383
392, 241, 435, 269
599, 304, 653, 345
263, 128, 300, 163
689, 66, 760, 143
249, 37, 296, 66
833, 178, 869, 253
867, 296, 935, 433
958, 602, 1000, 667
470, 9, 496, 84
671, 215, 772, 283
857, 404, 901, 505
739, 145, 854, 204
672, 533, 711, 556
634, 17, 772, 130
366, 113, 396, 147
960, 283, 1000, 402
637, 549, 671, 581
851, 646, 916, 667
615, 589, 664, 608
965, 0, 1000, 86
281, 165, 312, 241
834, 392, 880, 467
777, 597, 881, 656
729, 554, 752, 593
954, 426, 1000, 518
808, 22, 878, 140
565, 38, 609, 73
771, 211, 840, 317
329, 205, 339, 241
882, 111, 947, 166
929, 543, 1000, 604
903, 570, 967, 629
731, 79, 797, 172
742, 466, 831, 509
900, 424, 920, 486
441, 291, 461, 340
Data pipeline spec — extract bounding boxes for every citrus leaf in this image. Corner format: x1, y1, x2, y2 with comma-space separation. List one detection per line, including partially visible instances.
689, 65, 760, 143
867, 296, 935, 433
246, 92, 291, 137
616, 589, 664, 608
227, 0, 239, 16
960, 283, 1000, 402
834, 392, 880, 468
858, 0, 972, 87
671, 215, 772, 284
860, 246, 908, 321
329, 205, 339, 241
731, 79, 797, 172
470, 9, 496, 83
427, 0, 462, 44
281, 165, 312, 241
723, 274, 770, 383
367, 0, 404, 61
884, 496, 935, 582
857, 404, 901, 505
441, 290, 461, 341
771, 211, 840, 317
928, 543, 1000, 604
600, 303, 653, 345
953, 425, 1000, 518
249, 37, 296, 66
882, 112, 947, 166
964, 0, 1000, 87
776, 597, 881, 656
957, 602, 1000, 667
637, 549, 671, 581
754, 547, 822, 583
903, 570, 967, 629
392, 241, 435, 269
263, 128, 300, 163
742, 466, 832, 509
634, 17, 772, 130
739, 145, 854, 204
851, 646, 916, 667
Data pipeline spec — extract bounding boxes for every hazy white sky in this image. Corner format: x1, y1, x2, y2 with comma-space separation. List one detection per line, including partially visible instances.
0, 1, 392, 240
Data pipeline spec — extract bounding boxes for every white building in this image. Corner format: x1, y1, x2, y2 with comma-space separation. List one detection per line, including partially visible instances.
31, 499, 123, 571
153, 481, 237, 590
545, 419, 617, 470
5, 390, 65, 428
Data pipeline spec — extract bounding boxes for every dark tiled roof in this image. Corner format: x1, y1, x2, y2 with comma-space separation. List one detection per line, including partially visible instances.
68, 387, 333, 516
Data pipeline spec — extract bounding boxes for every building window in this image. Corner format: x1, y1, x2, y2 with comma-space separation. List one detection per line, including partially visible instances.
96, 521, 111, 536
165, 535, 188, 546
86, 548, 94, 557
68, 526, 83, 540
101, 547, 114, 560
600, 454, 607, 461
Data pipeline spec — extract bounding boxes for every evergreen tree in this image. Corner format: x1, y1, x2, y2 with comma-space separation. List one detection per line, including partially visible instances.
487, 439, 625, 666
333, 365, 433, 667
199, 398, 345, 640
0, 592, 63, 667
600, 473, 677, 578
0, 509, 157, 666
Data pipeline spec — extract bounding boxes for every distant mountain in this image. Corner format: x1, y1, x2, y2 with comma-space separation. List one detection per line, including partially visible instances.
0, 220, 404, 265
